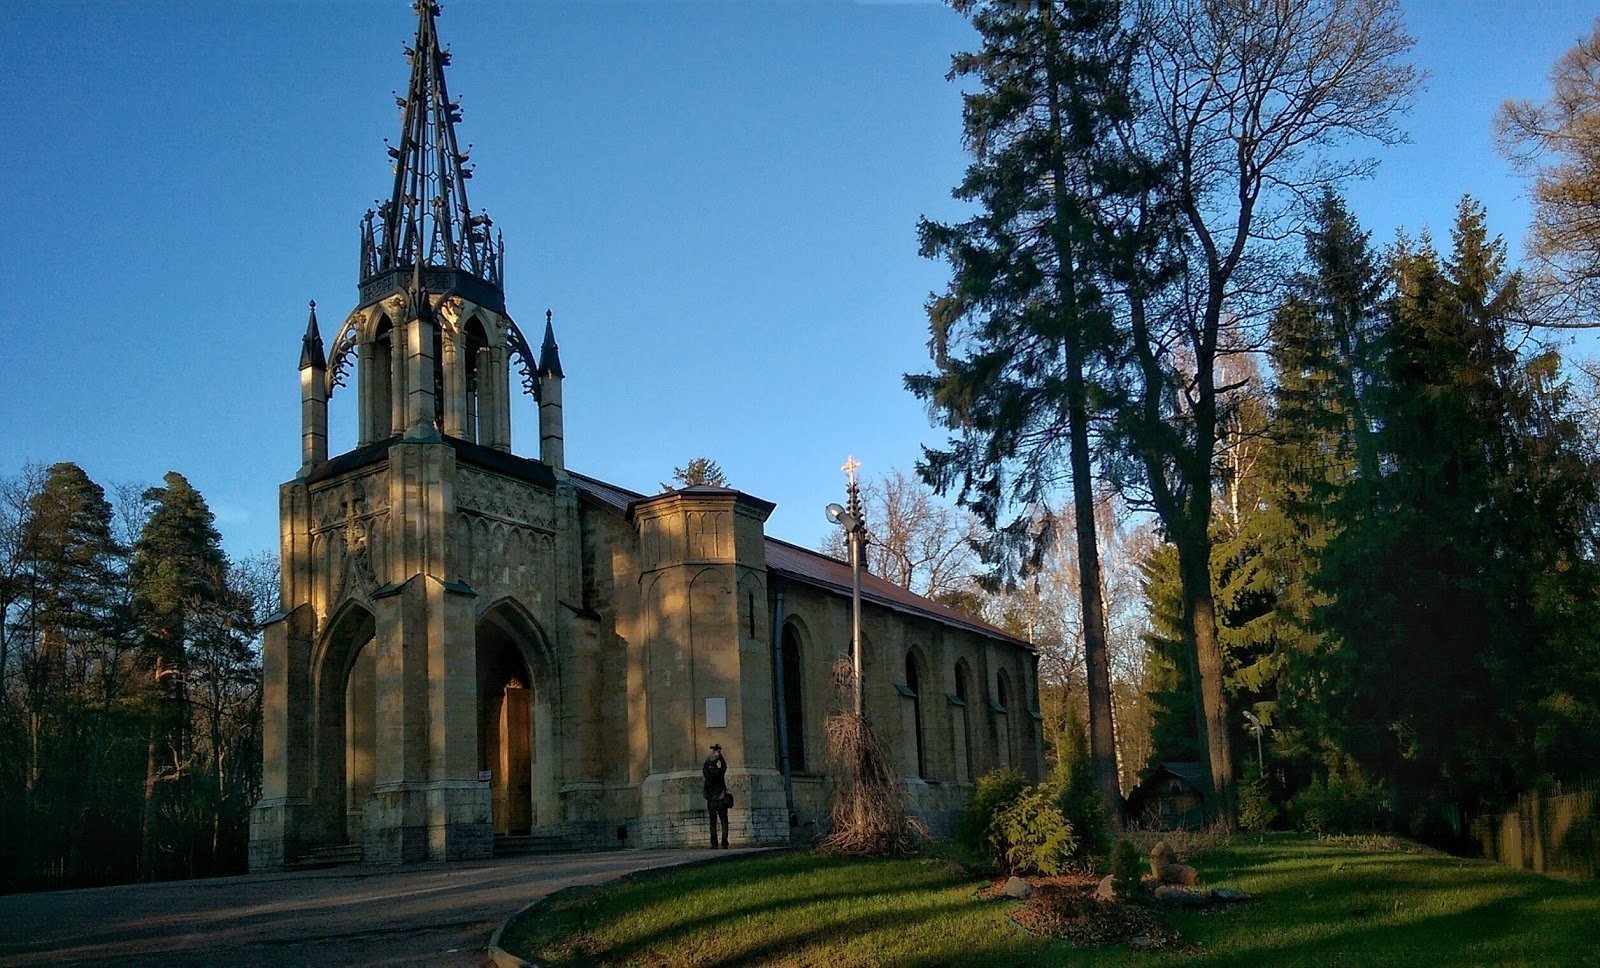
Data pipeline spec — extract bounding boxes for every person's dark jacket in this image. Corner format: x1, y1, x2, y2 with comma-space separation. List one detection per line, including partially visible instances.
702, 752, 727, 802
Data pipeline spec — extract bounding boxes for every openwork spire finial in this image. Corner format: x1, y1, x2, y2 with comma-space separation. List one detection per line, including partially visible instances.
359, 1, 503, 288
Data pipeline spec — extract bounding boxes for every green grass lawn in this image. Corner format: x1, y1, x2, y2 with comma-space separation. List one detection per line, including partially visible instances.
499, 834, 1600, 967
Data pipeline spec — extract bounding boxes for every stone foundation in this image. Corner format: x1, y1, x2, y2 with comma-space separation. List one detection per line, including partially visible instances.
637, 767, 789, 848
426, 781, 494, 862
248, 797, 312, 872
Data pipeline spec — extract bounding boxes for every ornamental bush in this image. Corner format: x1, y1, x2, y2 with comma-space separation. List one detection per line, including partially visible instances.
989, 784, 1077, 876
1111, 838, 1143, 899
960, 768, 1029, 854
1287, 774, 1390, 835
1238, 762, 1277, 832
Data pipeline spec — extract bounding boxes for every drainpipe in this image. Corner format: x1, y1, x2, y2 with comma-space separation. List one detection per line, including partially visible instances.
771, 582, 795, 828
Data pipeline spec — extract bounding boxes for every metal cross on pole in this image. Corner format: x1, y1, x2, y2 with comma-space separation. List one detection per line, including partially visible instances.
826, 456, 867, 719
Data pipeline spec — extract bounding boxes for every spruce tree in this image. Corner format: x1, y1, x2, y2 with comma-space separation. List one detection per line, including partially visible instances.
1317, 198, 1600, 818
130, 472, 234, 880
1259, 194, 1388, 776
911, 0, 1160, 828
9, 463, 127, 885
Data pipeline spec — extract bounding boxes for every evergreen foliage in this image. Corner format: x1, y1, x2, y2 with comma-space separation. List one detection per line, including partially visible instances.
912, 0, 1158, 830
1138, 195, 1600, 835
960, 767, 1030, 854
1047, 704, 1109, 859
663, 457, 727, 491
0, 463, 271, 890
1111, 838, 1143, 897
1237, 761, 1277, 833
989, 783, 1077, 876
1311, 198, 1600, 816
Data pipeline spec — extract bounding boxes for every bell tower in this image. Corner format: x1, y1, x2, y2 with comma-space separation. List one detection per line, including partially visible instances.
253, 1, 576, 870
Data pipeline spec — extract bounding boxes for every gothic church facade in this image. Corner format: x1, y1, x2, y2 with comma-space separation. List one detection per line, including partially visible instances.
249, 2, 1042, 871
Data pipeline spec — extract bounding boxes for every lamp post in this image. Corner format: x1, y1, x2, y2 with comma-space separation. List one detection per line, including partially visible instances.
1242, 709, 1265, 770
825, 456, 867, 718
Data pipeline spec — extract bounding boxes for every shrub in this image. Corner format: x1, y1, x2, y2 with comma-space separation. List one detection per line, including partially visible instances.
1111, 839, 1143, 899
1287, 774, 1390, 835
960, 768, 1029, 854
1048, 706, 1109, 860
1237, 762, 1277, 832
821, 709, 928, 856
990, 785, 1077, 876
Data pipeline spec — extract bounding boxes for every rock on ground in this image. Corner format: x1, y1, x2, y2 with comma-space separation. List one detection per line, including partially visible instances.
1002, 875, 1034, 899
1153, 885, 1208, 907
1148, 840, 1176, 878
1095, 874, 1117, 902
1159, 862, 1199, 886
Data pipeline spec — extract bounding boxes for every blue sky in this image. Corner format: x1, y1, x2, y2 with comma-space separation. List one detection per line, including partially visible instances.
0, 1, 1594, 559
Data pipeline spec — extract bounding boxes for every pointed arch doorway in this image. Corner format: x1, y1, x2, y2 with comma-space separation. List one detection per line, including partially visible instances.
476, 602, 557, 836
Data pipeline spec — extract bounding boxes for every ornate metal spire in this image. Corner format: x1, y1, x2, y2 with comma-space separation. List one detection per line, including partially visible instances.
360, 1, 503, 289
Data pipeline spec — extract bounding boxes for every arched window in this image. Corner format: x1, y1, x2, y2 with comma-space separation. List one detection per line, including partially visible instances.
779, 623, 806, 772
905, 651, 925, 779
370, 315, 393, 439
954, 660, 974, 783
996, 669, 1014, 769
464, 315, 489, 442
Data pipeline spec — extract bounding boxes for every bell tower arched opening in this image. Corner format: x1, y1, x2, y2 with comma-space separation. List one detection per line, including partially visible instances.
464, 315, 490, 443
368, 315, 394, 442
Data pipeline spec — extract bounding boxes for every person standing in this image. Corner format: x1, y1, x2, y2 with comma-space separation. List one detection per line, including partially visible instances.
702, 744, 729, 848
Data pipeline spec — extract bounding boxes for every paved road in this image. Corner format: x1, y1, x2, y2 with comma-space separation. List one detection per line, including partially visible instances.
0, 848, 743, 966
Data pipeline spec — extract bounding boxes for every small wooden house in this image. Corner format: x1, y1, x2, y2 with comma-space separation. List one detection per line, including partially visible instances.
1127, 762, 1206, 829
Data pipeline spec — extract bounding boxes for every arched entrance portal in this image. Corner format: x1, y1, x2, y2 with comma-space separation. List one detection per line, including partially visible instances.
310, 602, 378, 847
476, 602, 557, 836
346, 637, 376, 840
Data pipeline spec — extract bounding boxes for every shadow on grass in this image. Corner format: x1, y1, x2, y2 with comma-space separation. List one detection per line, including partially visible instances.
512, 855, 985, 967
1173, 887, 1600, 968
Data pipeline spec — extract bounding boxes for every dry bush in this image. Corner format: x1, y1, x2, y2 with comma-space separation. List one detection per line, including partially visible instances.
1317, 832, 1428, 854
1123, 819, 1232, 862
820, 661, 927, 856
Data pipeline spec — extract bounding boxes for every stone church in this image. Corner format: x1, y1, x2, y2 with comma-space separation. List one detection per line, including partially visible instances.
249, 2, 1042, 871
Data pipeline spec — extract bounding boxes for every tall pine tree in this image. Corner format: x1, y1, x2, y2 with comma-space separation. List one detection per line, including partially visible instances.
911, 0, 1163, 826
130, 472, 235, 880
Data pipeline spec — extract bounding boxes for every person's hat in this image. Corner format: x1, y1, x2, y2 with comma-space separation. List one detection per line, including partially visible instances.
710, 743, 723, 751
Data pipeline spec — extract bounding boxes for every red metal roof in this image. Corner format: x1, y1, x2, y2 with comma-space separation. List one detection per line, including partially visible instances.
568, 470, 1029, 649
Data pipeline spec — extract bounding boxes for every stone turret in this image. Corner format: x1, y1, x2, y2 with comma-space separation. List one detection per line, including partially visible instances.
538, 310, 565, 473
299, 301, 328, 472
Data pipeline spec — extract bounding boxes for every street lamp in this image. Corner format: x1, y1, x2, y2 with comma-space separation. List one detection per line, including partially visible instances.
1242, 709, 1265, 770
826, 457, 867, 718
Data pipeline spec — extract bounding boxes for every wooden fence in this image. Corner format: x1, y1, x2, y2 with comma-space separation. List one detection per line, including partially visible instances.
1470, 784, 1600, 878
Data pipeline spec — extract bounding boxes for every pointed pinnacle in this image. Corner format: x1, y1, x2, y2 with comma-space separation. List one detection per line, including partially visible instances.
539, 308, 564, 379
300, 300, 327, 371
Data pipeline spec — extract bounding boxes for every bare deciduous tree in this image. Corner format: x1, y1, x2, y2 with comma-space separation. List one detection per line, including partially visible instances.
1119, 0, 1419, 822
822, 469, 982, 602
1495, 18, 1600, 327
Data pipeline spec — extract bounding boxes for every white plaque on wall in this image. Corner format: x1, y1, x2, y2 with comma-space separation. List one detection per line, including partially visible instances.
706, 697, 728, 728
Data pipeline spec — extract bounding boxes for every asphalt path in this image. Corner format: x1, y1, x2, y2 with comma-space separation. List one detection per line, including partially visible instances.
0, 847, 743, 966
